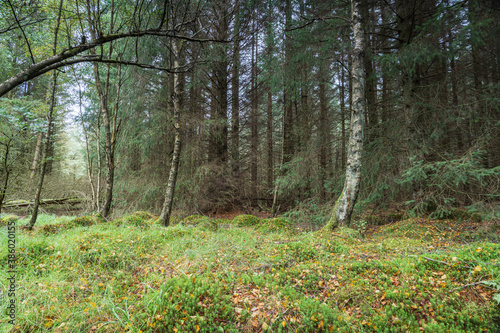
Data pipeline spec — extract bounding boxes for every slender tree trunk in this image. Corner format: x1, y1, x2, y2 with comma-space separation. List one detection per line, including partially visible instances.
30, 132, 43, 179
25, 0, 63, 230
267, 90, 273, 188
93, 62, 115, 218
231, 0, 240, 176
160, 41, 183, 227
250, 14, 258, 206
325, 0, 366, 230
282, 0, 294, 163
0, 142, 11, 214
318, 57, 329, 202
340, 59, 346, 171
26, 72, 58, 230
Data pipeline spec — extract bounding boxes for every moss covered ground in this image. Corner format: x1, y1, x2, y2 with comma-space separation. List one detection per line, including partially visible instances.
0, 213, 499, 332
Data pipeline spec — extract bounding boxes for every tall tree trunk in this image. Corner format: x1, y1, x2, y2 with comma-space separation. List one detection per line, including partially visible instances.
26, 72, 58, 230
363, 2, 377, 141
93, 62, 115, 218
325, 0, 366, 230
231, 0, 240, 176
282, 0, 294, 163
0, 142, 11, 214
25, 0, 63, 230
250, 13, 258, 206
267, 90, 273, 188
318, 56, 329, 202
160, 41, 183, 226
340, 58, 347, 171
29, 132, 43, 179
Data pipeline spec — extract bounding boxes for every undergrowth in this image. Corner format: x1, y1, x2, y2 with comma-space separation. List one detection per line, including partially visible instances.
0, 212, 499, 332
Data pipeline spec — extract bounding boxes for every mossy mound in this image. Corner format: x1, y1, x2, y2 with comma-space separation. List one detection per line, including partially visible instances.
198, 217, 218, 231
68, 213, 103, 228
143, 274, 235, 332
181, 215, 206, 227
36, 223, 67, 235
232, 214, 260, 227
168, 216, 183, 225
180, 215, 217, 231
0, 214, 19, 226
258, 217, 294, 233
113, 211, 157, 228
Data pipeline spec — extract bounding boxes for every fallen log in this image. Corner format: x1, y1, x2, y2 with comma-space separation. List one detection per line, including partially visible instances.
3, 197, 88, 208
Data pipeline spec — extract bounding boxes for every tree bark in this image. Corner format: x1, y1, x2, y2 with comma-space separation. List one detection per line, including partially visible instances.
29, 132, 43, 179
250, 12, 258, 206
231, 0, 241, 176
325, 0, 366, 230
282, 0, 294, 163
25, 0, 64, 230
26, 71, 58, 230
0, 140, 11, 214
159, 40, 183, 227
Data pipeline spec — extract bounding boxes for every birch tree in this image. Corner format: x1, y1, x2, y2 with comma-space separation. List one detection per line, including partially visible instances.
324, 0, 365, 229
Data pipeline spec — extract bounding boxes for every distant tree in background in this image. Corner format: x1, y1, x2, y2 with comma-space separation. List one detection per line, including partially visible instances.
0, 0, 498, 224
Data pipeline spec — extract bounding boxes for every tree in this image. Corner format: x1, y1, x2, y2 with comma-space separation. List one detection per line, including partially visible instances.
325, 0, 366, 230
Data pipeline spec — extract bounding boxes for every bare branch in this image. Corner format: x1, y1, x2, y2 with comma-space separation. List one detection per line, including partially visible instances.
0, 29, 227, 97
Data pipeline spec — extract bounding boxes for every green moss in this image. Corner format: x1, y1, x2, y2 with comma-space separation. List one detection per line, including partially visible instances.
258, 217, 293, 233
141, 274, 235, 332
0, 214, 19, 226
35, 223, 67, 235
181, 215, 206, 227
111, 211, 157, 229
232, 214, 260, 227
68, 215, 100, 227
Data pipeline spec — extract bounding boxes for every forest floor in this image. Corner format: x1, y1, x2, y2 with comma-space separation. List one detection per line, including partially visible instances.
0, 212, 499, 332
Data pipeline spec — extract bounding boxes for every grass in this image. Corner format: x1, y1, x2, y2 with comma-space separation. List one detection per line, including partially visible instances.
1, 213, 499, 332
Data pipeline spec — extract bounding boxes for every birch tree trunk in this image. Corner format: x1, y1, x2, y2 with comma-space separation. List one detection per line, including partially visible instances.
325, 0, 365, 230
159, 40, 183, 227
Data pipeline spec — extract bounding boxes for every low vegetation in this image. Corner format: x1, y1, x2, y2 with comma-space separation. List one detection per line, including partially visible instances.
1, 213, 499, 332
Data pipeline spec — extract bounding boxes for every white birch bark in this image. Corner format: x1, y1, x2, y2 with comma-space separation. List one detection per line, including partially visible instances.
325, 0, 365, 229
159, 40, 183, 226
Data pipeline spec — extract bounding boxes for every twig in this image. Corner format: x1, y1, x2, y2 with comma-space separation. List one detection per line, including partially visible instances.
452, 281, 490, 290
422, 256, 450, 265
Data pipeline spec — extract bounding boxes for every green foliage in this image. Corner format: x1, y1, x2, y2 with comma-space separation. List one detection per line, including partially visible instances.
68, 213, 103, 228
2, 212, 500, 332
112, 211, 157, 229
282, 199, 330, 230
259, 217, 294, 233
142, 274, 235, 332
0, 214, 18, 226
398, 152, 500, 217
232, 214, 260, 227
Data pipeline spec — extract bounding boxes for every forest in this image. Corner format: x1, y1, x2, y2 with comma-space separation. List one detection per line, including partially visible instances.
1, 0, 500, 332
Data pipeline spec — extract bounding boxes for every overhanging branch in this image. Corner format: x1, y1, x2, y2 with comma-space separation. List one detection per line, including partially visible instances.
0, 28, 227, 97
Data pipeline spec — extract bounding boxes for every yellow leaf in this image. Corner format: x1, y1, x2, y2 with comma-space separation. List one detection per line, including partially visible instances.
195, 325, 200, 332
282, 320, 287, 327
173, 328, 178, 333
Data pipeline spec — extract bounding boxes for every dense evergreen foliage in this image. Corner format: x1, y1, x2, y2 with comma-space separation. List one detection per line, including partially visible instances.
0, 0, 499, 220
